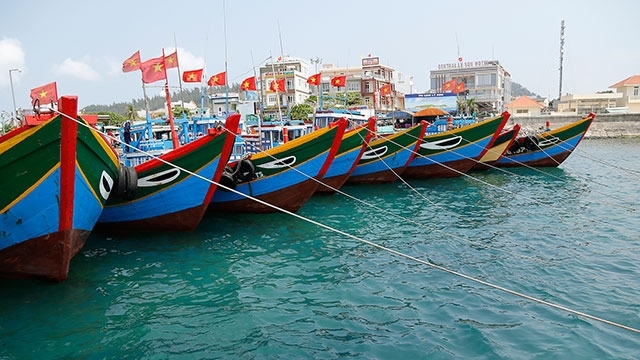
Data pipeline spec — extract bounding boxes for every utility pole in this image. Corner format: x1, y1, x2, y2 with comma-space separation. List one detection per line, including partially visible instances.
558, 20, 565, 101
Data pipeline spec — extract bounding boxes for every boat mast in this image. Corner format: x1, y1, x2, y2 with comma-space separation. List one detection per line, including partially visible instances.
174, 33, 186, 118
223, 0, 230, 115
558, 20, 565, 101
250, 51, 263, 151
162, 48, 180, 149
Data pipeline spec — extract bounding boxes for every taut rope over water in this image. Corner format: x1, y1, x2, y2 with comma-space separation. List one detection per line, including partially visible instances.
56, 109, 640, 335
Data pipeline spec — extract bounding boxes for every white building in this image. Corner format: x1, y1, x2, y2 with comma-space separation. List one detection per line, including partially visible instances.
608, 75, 640, 113
429, 59, 512, 113
556, 93, 622, 114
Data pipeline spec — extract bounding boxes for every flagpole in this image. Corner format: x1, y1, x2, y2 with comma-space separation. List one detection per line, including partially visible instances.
174, 33, 186, 118
162, 48, 180, 149
142, 80, 150, 117
250, 51, 263, 150
269, 52, 283, 126
223, 0, 229, 115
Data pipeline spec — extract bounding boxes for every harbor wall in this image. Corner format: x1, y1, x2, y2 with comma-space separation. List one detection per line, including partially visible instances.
505, 113, 640, 138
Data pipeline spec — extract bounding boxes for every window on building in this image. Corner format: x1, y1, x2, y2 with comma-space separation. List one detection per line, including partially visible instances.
516, 109, 528, 114
634, 86, 639, 96
322, 83, 330, 93
365, 82, 371, 93
348, 81, 360, 92
477, 74, 495, 86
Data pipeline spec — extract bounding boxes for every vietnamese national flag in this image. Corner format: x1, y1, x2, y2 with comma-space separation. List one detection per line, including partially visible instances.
307, 73, 321, 85
122, 50, 141, 73
240, 76, 257, 91
455, 81, 466, 94
183, 69, 204, 83
269, 78, 286, 92
164, 51, 179, 69
140, 56, 167, 84
207, 71, 226, 86
331, 75, 346, 87
379, 83, 392, 96
442, 79, 456, 92
30, 81, 58, 106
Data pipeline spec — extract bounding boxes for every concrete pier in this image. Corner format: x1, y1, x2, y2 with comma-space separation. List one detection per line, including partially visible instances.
505, 113, 640, 138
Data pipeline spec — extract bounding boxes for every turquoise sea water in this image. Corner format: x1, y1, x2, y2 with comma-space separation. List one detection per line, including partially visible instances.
1, 138, 639, 359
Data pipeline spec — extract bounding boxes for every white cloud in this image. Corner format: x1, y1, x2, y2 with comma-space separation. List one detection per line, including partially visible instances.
0, 38, 26, 89
54, 58, 101, 81
166, 46, 205, 72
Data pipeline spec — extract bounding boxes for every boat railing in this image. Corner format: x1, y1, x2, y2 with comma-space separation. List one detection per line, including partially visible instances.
121, 149, 166, 167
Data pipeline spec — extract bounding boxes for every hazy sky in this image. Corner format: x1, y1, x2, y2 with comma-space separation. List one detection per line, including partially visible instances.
1, 0, 638, 114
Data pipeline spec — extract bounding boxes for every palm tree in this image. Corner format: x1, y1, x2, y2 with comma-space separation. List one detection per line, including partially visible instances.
124, 104, 137, 122
466, 98, 478, 118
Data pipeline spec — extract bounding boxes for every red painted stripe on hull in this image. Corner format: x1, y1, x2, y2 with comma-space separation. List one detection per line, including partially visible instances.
58, 96, 79, 232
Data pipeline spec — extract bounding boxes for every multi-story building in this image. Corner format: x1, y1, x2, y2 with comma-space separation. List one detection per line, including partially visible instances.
315, 56, 404, 113
609, 75, 640, 113
556, 93, 622, 114
258, 56, 313, 119
428, 59, 512, 113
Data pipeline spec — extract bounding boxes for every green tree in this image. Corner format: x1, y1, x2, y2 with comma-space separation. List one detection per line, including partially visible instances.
289, 103, 314, 121
124, 104, 137, 121
98, 111, 125, 125
172, 105, 191, 118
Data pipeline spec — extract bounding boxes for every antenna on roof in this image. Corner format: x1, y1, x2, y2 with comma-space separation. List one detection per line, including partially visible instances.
455, 33, 462, 62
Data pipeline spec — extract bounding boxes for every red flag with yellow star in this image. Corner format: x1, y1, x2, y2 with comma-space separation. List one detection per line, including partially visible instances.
269, 78, 286, 92
379, 83, 392, 96
207, 71, 226, 86
182, 69, 203, 83
240, 76, 257, 91
140, 56, 167, 84
122, 50, 141, 73
30, 81, 58, 106
442, 79, 456, 92
331, 75, 346, 87
307, 73, 321, 85
164, 51, 179, 69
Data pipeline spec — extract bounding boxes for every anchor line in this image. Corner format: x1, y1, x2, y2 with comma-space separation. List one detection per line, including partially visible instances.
52, 108, 640, 335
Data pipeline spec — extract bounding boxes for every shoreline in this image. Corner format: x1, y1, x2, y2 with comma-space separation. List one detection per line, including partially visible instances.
505, 113, 640, 138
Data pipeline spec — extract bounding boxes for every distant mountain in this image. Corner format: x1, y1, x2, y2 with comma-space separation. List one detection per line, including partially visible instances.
511, 81, 539, 98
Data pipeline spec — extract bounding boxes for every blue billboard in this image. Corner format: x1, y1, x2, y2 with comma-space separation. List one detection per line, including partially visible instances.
405, 93, 457, 114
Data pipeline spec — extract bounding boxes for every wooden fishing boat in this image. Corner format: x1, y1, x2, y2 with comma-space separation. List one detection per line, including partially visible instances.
97, 114, 240, 232
470, 124, 521, 171
210, 118, 347, 213
0, 96, 123, 281
315, 118, 376, 194
496, 113, 595, 168
403, 112, 510, 178
347, 121, 428, 184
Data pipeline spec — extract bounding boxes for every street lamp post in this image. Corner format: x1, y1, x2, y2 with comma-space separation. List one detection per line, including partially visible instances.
9, 68, 21, 128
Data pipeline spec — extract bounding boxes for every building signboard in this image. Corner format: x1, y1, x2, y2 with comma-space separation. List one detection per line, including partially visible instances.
362, 57, 380, 66
437, 60, 498, 70
405, 93, 457, 114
